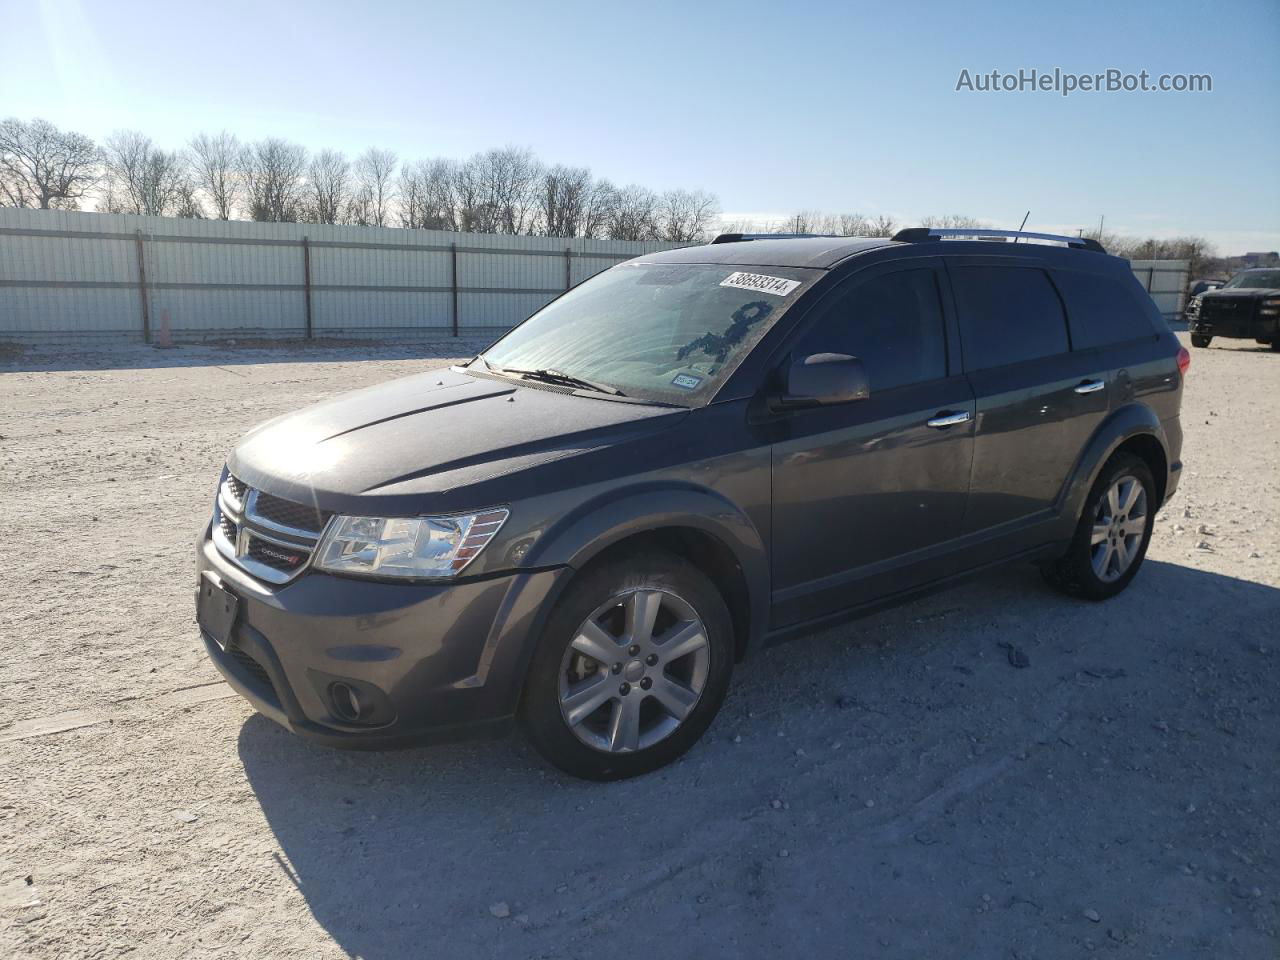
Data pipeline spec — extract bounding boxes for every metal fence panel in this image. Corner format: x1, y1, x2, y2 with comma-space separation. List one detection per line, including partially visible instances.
0, 210, 1194, 340
1129, 259, 1189, 323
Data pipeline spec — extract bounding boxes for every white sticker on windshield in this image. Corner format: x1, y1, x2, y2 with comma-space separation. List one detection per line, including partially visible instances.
720, 271, 801, 297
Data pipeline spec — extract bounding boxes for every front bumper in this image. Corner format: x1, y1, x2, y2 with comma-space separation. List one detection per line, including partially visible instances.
196, 531, 570, 748
1191, 312, 1278, 341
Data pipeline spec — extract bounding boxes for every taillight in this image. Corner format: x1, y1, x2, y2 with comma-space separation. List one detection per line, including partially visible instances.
1176, 346, 1191, 376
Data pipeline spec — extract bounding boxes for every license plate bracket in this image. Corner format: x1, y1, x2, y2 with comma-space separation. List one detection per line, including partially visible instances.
196, 572, 240, 649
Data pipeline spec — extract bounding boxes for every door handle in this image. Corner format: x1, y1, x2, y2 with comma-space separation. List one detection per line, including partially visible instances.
1074, 379, 1106, 394
926, 410, 972, 429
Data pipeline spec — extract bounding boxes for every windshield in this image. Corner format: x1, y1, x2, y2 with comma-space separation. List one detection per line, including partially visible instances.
1222, 270, 1280, 290
477, 262, 821, 404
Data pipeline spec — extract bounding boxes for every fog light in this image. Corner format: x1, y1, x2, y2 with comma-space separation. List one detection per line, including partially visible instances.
329, 681, 364, 722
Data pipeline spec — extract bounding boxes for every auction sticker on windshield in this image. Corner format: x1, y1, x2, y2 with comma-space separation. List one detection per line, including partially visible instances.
720, 272, 802, 297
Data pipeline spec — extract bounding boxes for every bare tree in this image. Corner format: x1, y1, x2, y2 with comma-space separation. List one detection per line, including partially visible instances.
351, 148, 397, 227
307, 149, 349, 225
1102, 233, 1217, 278
240, 138, 307, 222
0, 117, 99, 209
607, 184, 659, 241
102, 131, 190, 216
657, 189, 719, 243
188, 132, 241, 219
173, 178, 206, 219
469, 146, 540, 235
579, 177, 616, 239
451, 154, 495, 233
920, 214, 987, 229
399, 158, 456, 230
866, 214, 898, 237
537, 164, 594, 237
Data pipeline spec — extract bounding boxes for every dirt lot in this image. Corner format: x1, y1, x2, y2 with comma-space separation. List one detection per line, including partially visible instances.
1, 334, 1277, 959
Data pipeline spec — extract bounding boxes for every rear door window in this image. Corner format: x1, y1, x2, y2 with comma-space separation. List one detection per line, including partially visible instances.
951, 265, 1070, 370
1052, 270, 1157, 348
793, 268, 947, 392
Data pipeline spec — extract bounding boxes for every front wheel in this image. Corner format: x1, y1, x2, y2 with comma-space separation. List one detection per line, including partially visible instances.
1042, 452, 1157, 601
1190, 334, 1212, 348
519, 549, 733, 780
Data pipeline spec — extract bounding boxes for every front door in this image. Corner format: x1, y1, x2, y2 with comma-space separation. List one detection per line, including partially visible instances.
769, 260, 975, 628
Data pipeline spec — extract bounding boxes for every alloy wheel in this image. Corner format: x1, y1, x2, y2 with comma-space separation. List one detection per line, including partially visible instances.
1090, 475, 1148, 583
557, 588, 710, 753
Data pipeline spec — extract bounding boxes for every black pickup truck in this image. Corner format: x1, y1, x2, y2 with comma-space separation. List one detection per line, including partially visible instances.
1190, 268, 1280, 350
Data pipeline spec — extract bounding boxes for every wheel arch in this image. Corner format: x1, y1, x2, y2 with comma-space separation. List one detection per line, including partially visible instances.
1060, 403, 1172, 525
521, 484, 770, 661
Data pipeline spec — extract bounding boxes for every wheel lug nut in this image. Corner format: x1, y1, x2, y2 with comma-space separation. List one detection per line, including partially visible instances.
611, 663, 622, 674
619, 682, 630, 695
628, 645, 640, 656
639, 677, 652, 690
645, 654, 658, 666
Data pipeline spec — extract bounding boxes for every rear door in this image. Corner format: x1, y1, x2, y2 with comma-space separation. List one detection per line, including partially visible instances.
769, 258, 975, 627
948, 259, 1110, 533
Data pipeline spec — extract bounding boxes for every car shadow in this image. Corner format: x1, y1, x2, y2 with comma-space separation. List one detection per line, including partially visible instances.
238, 557, 1280, 959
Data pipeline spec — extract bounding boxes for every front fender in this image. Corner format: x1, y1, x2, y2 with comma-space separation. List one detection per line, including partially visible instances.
522, 482, 771, 654
1059, 403, 1169, 526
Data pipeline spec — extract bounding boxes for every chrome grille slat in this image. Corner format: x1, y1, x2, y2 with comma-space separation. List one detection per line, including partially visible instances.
212, 472, 325, 585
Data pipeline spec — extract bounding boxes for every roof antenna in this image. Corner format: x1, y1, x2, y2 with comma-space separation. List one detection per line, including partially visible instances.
1013, 210, 1030, 243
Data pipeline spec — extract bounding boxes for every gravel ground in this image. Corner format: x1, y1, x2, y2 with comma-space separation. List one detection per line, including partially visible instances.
1, 334, 1277, 959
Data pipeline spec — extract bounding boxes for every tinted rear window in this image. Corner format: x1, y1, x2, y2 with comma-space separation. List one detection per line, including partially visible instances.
951, 266, 1069, 370
1053, 270, 1155, 348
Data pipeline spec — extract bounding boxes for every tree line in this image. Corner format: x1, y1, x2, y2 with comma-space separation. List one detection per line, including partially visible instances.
0, 117, 720, 242
1, 117, 1222, 268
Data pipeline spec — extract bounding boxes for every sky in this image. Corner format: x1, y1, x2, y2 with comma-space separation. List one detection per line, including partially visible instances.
1, 0, 1277, 254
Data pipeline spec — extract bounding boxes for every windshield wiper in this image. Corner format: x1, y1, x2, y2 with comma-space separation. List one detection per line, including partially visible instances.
491, 365, 627, 397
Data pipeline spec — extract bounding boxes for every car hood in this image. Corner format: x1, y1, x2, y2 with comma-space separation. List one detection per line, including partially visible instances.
1201, 287, 1280, 299
228, 366, 687, 511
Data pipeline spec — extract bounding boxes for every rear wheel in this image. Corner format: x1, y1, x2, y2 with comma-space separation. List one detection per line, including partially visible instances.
1042, 452, 1156, 601
1190, 334, 1212, 348
519, 549, 733, 780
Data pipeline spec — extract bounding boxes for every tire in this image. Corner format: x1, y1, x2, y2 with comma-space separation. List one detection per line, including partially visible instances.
519, 549, 733, 780
1041, 452, 1157, 601
1270, 339, 1280, 353
1190, 334, 1212, 348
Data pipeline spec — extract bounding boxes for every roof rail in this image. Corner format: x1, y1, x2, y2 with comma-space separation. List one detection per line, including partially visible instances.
892, 227, 1106, 254
710, 232, 840, 244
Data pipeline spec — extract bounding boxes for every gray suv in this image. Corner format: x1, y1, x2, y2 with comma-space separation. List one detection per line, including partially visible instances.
197, 228, 1186, 780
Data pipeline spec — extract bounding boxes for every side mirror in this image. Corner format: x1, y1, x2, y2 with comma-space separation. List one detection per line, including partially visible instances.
775, 353, 870, 409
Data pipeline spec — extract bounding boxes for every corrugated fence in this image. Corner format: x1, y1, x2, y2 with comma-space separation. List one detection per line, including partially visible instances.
0, 209, 1188, 340
1128, 259, 1188, 325
0, 209, 680, 340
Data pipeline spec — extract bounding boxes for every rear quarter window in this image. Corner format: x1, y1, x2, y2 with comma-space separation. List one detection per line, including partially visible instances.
1053, 269, 1158, 349
950, 265, 1069, 370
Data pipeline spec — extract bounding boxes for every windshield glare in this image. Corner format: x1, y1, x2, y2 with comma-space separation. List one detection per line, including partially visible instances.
478, 262, 820, 404
1223, 270, 1280, 289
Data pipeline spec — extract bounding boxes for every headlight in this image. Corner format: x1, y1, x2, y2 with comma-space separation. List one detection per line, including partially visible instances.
314, 509, 509, 578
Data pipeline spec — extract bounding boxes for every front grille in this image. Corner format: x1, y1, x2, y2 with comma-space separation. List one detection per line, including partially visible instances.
222, 474, 247, 509
1201, 298, 1256, 323
211, 470, 327, 585
244, 532, 310, 573
218, 510, 237, 544
253, 491, 333, 534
